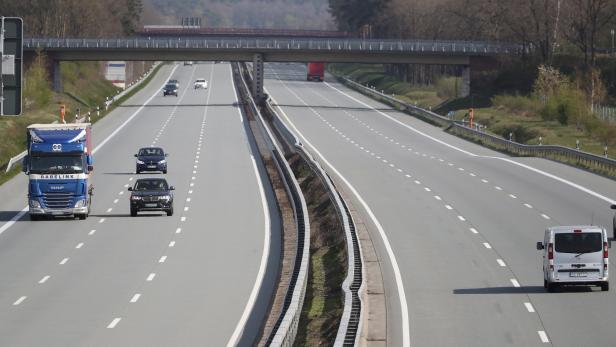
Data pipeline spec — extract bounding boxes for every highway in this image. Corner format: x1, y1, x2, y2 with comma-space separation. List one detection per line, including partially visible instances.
0, 62, 280, 346
264, 63, 616, 347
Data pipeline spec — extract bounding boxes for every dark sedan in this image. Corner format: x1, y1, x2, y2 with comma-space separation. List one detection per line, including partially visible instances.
128, 178, 174, 216
135, 147, 168, 174
163, 83, 178, 96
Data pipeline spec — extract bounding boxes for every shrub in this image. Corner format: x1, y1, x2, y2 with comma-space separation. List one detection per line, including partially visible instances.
23, 51, 52, 110
500, 125, 540, 144
491, 94, 538, 115
435, 76, 460, 99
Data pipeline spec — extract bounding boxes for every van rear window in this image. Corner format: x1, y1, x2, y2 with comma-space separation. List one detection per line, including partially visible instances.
555, 232, 602, 253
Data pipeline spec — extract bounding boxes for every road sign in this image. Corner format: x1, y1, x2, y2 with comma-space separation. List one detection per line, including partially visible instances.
1, 17, 23, 116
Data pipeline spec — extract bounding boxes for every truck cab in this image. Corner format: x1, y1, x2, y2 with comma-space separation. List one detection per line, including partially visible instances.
23, 124, 94, 220
537, 226, 609, 292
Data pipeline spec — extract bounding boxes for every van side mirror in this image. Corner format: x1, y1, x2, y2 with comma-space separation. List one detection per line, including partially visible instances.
165, 153, 169, 157
169, 186, 175, 190
536, 242, 544, 250
128, 187, 133, 191
134, 154, 138, 157
22, 155, 29, 173
611, 204, 616, 210
88, 165, 94, 172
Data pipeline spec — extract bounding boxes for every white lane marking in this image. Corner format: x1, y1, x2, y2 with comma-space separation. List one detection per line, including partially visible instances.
509, 194, 517, 199
470, 228, 479, 234
538, 331, 550, 343
414, 180, 421, 185
128, 177, 133, 181
424, 187, 431, 192
169, 241, 175, 247
457, 216, 466, 221
445, 205, 453, 210
175, 228, 182, 234
106, 208, 112, 213
59, 258, 69, 265
483, 242, 492, 249
75, 242, 84, 249
188, 190, 193, 194
13, 296, 27, 306
146, 273, 156, 281
190, 183, 194, 187
496, 259, 507, 267
434, 195, 442, 201
181, 217, 186, 222
405, 174, 411, 178
469, 173, 476, 177
192, 171, 197, 174
38, 275, 50, 284
107, 318, 121, 329
159, 256, 167, 263
184, 207, 189, 212
458, 167, 465, 171
119, 191, 124, 195
269, 91, 411, 347
495, 186, 503, 191
124, 184, 129, 188
226, 85, 272, 347
99, 218, 105, 224
448, 163, 454, 166
397, 168, 403, 173
524, 203, 533, 208
524, 302, 536, 313
89, 229, 96, 236
191, 176, 196, 180
186, 198, 191, 202
481, 179, 488, 183
541, 214, 551, 220
510, 279, 521, 287
113, 199, 119, 204
130, 293, 141, 303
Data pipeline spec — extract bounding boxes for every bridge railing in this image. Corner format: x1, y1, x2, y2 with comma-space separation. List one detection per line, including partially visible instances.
340, 77, 616, 178
24, 37, 526, 55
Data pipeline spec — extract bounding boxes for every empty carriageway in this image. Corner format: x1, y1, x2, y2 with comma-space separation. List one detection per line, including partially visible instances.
264, 62, 616, 347
0, 62, 280, 346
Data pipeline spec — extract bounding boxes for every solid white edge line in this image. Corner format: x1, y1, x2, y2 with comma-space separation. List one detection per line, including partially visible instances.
0, 65, 179, 236
325, 81, 616, 206
224, 83, 272, 347
267, 89, 411, 347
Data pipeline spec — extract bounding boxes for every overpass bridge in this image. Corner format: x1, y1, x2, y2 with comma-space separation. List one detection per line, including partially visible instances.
24, 36, 524, 99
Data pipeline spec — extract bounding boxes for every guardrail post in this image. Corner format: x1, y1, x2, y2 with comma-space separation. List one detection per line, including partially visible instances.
576, 139, 580, 150
539, 136, 543, 145
605, 145, 609, 158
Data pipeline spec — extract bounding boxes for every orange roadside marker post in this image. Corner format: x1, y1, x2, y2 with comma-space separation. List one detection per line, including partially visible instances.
60, 104, 66, 124
469, 108, 474, 129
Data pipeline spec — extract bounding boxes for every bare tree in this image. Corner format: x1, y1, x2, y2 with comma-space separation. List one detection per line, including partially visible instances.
565, 0, 616, 67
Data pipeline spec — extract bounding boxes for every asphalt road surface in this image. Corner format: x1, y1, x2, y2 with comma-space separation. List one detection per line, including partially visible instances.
264, 62, 616, 347
0, 62, 280, 347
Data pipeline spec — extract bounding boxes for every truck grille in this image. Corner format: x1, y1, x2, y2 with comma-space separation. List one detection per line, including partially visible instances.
43, 192, 73, 209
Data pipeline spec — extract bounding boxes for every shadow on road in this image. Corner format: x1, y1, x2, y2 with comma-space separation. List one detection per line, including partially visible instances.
89, 213, 166, 218
454, 285, 601, 294
0, 211, 26, 222
117, 103, 239, 108
271, 103, 395, 113
102, 172, 135, 175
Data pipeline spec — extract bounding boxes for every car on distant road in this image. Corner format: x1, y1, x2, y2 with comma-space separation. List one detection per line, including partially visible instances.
537, 225, 610, 292
184, 61, 193, 66
163, 83, 178, 97
128, 178, 174, 217
194, 78, 208, 89
168, 79, 179, 88
135, 147, 168, 174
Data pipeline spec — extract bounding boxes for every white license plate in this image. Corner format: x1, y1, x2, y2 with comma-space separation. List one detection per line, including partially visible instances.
145, 203, 157, 207
147, 165, 157, 169
570, 272, 587, 277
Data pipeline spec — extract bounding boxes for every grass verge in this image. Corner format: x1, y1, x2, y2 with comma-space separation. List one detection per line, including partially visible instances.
287, 153, 347, 346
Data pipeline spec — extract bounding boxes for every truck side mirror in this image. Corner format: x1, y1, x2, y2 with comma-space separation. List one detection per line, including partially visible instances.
165, 153, 169, 157
21, 156, 29, 174
134, 154, 138, 157
128, 187, 133, 191
536, 242, 544, 250
169, 186, 175, 190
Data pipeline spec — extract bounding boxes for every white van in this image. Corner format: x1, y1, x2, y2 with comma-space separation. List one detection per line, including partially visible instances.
537, 226, 610, 292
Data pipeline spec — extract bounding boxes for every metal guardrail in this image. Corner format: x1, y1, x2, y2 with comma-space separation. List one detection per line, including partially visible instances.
340, 77, 616, 178
4, 62, 159, 173
24, 37, 526, 56
234, 62, 311, 346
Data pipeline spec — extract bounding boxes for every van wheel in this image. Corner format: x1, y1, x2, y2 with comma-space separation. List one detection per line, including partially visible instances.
547, 283, 558, 293
130, 208, 138, 217
77, 214, 87, 220
543, 279, 548, 289
601, 283, 609, 291
166, 207, 174, 216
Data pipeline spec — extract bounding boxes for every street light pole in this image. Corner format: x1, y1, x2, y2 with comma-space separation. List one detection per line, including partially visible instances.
611, 29, 615, 56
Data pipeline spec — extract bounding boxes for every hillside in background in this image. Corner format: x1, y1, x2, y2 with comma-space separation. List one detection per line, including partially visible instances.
142, 0, 334, 30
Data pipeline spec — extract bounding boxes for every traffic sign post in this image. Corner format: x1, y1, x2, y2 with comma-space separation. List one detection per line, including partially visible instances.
1, 17, 23, 116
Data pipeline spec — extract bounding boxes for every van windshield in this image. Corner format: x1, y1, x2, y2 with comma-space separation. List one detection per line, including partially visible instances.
555, 232, 602, 253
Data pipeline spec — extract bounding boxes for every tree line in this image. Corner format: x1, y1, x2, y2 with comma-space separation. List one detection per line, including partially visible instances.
329, 0, 616, 67
0, 0, 143, 37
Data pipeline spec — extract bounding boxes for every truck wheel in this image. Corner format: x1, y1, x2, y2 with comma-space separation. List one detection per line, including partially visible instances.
166, 207, 174, 216
601, 282, 609, 291
547, 282, 558, 293
543, 279, 547, 289
77, 214, 87, 220
163, 169, 167, 174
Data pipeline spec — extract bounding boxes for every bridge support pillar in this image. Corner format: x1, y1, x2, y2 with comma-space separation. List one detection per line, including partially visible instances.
252, 53, 265, 103
459, 65, 470, 98
52, 59, 62, 92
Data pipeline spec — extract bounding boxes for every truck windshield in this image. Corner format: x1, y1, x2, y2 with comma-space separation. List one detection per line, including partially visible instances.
555, 232, 602, 254
30, 155, 85, 174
